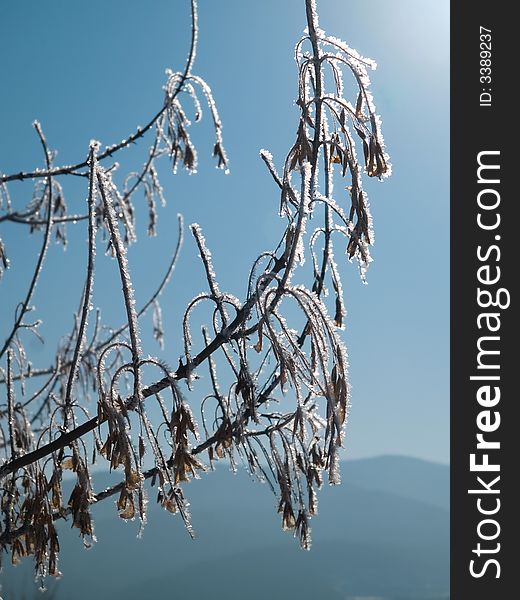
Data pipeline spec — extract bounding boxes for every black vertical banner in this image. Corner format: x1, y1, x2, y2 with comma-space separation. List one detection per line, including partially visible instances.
451, 2, 516, 599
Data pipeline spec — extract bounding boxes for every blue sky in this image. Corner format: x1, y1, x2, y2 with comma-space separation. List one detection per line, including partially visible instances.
0, 0, 449, 463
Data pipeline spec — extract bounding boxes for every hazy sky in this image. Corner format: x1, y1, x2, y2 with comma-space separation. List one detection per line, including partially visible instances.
0, 0, 449, 463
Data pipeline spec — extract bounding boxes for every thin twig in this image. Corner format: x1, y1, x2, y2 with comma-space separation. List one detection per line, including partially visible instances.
0, 0, 199, 186
0, 124, 54, 360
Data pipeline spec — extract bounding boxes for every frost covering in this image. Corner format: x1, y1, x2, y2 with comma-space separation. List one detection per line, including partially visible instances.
0, 0, 389, 583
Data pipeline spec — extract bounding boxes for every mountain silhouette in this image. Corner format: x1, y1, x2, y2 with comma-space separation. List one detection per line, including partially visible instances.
1, 455, 449, 600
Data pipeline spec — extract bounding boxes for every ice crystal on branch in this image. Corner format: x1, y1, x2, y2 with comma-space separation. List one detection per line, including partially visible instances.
0, 0, 389, 584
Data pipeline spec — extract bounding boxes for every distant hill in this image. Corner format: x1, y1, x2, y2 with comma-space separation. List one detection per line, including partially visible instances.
341, 454, 449, 510
0, 456, 449, 600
